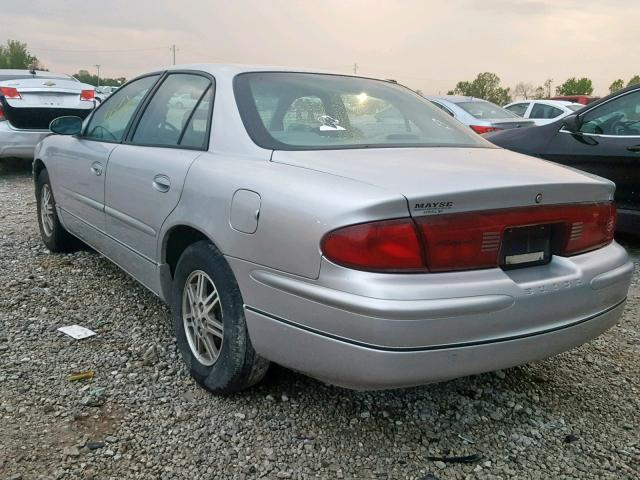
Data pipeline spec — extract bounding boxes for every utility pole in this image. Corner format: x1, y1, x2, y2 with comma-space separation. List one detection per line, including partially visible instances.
171, 44, 176, 65
353, 63, 358, 75
95, 64, 101, 87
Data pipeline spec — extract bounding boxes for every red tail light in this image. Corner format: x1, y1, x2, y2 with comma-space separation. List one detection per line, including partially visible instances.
470, 125, 501, 134
321, 218, 424, 272
80, 89, 95, 101
0, 86, 21, 99
321, 203, 615, 273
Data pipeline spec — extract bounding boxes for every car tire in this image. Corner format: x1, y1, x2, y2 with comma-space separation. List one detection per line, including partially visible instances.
171, 240, 269, 394
36, 169, 81, 253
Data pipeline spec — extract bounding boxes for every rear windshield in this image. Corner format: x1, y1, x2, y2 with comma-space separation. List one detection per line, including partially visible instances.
456, 101, 519, 119
234, 72, 489, 150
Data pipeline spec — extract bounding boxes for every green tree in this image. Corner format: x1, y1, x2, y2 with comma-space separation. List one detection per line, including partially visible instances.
533, 86, 545, 99
556, 77, 594, 96
449, 72, 512, 105
0, 40, 42, 69
609, 79, 625, 94
73, 69, 126, 87
627, 75, 640, 87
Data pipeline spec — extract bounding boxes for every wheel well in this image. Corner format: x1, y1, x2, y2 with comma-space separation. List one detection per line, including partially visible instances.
165, 226, 209, 276
33, 159, 46, 181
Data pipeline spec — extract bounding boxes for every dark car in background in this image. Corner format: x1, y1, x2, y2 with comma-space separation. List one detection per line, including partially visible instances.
487, 85, 640, 235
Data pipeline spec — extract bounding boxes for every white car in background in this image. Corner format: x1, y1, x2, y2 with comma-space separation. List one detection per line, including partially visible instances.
504, 99, 584, 126
0, 69, 95, 160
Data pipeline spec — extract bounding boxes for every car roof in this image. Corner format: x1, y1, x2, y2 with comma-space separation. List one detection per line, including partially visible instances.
164, 63, 385, 80
507, 99, 581, 107
0, 69, 72, 79
426, 95, 486, 104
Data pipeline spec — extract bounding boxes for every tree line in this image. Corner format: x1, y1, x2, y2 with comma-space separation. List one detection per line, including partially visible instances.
0, 39, 126, 86
449, 72, 640, 105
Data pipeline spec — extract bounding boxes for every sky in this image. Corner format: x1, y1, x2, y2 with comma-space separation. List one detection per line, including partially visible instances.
2, 0, 638, 96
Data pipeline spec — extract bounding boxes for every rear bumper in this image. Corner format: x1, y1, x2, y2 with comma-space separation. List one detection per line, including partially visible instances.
245, 300, 625, 390
0, 121, 49, 159
229, 241, 633, 389
617, 208, 640, 236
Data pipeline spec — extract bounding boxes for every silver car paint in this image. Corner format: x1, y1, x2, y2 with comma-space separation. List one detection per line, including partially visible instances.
35, 64, 633, 390
427, 95, 535, 130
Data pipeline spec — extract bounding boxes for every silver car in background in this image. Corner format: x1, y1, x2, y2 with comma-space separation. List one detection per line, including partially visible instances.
34, 65, 633, 393
0, 69, 95, 159
428, 95, 535, 134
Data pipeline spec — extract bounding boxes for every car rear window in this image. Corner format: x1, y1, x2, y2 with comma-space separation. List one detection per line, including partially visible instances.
234, 72, 489, 150
456, 101, 519, 119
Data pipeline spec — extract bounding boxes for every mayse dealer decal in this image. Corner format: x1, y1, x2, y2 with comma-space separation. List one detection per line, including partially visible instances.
413, 201, 454, 215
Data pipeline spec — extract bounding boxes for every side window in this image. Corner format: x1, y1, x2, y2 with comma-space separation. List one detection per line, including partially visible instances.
84, 75, 159, 142
530, 104, 564, 119
132, 73, 212, 147
580, 90, 640, 136
282, 96, 326, 131
505, 103, 529, 117
180, 88, 214, 148
430, 101, 455, 117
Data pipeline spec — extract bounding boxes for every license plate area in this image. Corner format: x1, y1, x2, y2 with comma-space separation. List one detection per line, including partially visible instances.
501, 224, 557, 269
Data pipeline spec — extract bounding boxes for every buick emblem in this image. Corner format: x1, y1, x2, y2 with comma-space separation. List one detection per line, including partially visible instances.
535, 193, 543, 204
43, 81, 56, 87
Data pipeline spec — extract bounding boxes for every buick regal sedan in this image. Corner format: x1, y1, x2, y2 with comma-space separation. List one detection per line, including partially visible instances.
34, 65, 633, 393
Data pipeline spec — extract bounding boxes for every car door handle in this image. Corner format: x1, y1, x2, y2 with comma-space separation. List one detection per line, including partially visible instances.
627, 145, 640, 152
152, 174, 171, 193
90, 162, 103, 176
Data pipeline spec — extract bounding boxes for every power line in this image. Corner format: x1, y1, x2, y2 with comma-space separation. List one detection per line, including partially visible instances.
29, 46, 168, 53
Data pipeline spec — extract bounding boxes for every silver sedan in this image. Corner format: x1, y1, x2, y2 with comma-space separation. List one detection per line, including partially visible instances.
34, 64, 633, 393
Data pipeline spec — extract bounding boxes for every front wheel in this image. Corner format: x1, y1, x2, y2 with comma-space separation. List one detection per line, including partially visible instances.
171, 241, 269, 394
36, 169, 80, 252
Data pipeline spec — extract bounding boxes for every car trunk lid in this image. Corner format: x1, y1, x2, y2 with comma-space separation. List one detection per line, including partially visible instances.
271, 147, 614, 216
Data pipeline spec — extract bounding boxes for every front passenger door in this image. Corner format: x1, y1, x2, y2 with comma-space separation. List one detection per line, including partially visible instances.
103, 72, 214, 292
51, 74, 160, 245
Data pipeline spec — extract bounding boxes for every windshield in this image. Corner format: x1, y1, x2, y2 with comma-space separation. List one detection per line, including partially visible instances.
567, 104, 583, 112
234, 72, 489, 150
457, 101, 519, 119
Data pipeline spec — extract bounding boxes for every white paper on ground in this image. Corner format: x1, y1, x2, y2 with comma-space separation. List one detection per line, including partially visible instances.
57, 325, 96, 340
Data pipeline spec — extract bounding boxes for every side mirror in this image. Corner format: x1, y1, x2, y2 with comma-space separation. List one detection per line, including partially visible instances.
562, 114, 582, 133
50, 116, 83, 135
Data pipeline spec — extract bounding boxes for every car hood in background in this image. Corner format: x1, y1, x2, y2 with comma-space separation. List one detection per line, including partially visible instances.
272, 147, 613, 215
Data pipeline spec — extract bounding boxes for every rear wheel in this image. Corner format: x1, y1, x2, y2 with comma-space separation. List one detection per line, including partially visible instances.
171, 240, 269, 394
36, 169, 80, 252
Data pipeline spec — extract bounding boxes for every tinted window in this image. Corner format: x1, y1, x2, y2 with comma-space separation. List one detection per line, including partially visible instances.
580, 91, 640, 136
132, 73, 211, 147
85, 75, 159, 142
505, 103, 529, 117
180, 88, 213, 148
234, 73, 487, 150
457, 101, 519, 119
530, 104, 563, 119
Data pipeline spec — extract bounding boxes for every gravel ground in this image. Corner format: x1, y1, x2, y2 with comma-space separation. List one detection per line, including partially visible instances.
1, 160, 639, 480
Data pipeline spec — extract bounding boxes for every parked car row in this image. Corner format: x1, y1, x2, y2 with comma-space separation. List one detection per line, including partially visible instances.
30, 64, 633, 394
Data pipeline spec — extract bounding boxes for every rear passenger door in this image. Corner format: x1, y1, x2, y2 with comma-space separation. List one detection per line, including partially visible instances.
103, 72, 214, 290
